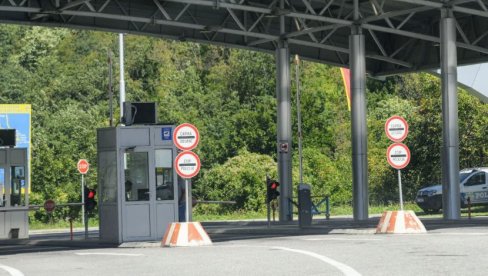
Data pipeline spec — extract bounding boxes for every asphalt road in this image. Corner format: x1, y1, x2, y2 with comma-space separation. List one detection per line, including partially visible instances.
1, 220, 488, 275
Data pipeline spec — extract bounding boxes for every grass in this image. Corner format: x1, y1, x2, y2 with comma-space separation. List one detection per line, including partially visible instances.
29, 217, 98, 230
193, 210, 268, 222
28, 203, 488, 230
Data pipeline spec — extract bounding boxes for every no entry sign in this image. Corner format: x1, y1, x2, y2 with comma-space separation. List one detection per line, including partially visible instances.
44, 199, 56, 213
175, 151, 201, 179
387, 143, 411, 170
77, 159, 89, 174
174, 123, 200, 151
385, 116, 409, 142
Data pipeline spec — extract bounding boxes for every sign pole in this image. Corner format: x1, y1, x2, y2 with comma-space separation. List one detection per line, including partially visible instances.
266, 174, 271, 228
81, 174, 85, 229
398, 169, 404, 211
185, 179, 190, 223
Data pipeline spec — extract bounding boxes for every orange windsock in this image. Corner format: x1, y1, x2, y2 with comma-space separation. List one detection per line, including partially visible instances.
340, 68, 351, 111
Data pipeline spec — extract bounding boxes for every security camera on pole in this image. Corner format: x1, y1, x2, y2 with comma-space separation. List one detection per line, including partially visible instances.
377, 116, 426, 234
162, 123, 212, 247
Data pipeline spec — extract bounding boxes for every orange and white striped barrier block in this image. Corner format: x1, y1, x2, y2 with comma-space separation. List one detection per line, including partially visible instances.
376, 210, 427, 234
162, 222, 212, 247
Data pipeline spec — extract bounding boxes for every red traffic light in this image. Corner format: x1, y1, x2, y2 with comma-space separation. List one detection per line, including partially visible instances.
266, 179, 280, 203
270, 182, 279, 190
88, 190, 95, 199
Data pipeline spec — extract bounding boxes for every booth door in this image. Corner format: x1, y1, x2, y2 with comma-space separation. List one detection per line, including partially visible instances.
154, 148, 177, 238
122, 150, 153, 241
121, 148, 177, 241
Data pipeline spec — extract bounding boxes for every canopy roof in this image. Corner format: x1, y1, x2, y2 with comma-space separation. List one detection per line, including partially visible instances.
1, 0, 488, 76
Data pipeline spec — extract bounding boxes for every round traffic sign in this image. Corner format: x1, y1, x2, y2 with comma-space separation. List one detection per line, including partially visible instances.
387, 143, 411, 170
44, 199, 56, 213
385, 116, 409, 142
173, 123, 200, 151
175, 151, 201, 179
77, 159, 89, 174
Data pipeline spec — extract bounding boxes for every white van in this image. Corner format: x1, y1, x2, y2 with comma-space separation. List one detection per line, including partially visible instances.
415, 168, 488, 213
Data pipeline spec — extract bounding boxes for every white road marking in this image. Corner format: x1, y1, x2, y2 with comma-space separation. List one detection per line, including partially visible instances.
75, 252, 144, 256
273, 246, 362, 276
435, 232, 488, 236
303, 237, 381, 241
0, 264, 24, 276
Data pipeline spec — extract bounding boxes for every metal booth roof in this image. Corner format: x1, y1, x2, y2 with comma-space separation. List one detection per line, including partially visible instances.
1, 0, 488, 76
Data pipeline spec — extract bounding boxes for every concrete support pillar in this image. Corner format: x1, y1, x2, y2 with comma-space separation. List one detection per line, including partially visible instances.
440, 8, 460, 220
350, 25, 369, 221
276, 42, 293, 221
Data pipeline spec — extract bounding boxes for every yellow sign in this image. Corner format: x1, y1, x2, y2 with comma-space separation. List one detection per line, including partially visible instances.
0, 104, 32, 192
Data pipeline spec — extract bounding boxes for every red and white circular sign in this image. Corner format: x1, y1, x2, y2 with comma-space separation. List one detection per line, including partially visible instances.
387, 143, 411, 170
77, 159, 89, 174
385, 116, 409, 142
175, 151, 201, 179
44, 199, 56, 213
173, 123, 200, 151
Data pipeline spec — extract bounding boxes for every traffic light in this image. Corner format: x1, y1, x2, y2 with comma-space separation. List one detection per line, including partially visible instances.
266, 178, 280, 203
84, 187, 97, 213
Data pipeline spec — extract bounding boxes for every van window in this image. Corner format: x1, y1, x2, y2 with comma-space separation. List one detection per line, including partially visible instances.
465, 173, 486, 186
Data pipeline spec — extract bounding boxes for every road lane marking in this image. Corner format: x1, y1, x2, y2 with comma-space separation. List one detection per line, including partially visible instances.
303, 237, 381, 241
273, 246, 361, 276
435, 232, 488, 236
0, 264, 24, 276
75, 253, 144, 256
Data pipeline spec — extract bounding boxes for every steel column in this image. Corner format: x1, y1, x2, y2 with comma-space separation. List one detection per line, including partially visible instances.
440, 8, 460, 220
276, 42, 293, 222
350, 24, 369, 221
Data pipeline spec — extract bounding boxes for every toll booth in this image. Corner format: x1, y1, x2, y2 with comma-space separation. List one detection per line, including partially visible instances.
97, 125, 179, 243
0, 148, 29, 239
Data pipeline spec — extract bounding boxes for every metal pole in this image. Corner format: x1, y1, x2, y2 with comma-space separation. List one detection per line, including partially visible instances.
440, 8, 460, 220
188, 179, 193, 221
276, 45, 293, 222
295, 55, 303, 186
266, 174, 271, 227
398, 170, 404, 211
276, 0, 292, 222
350, 18, 369, 220
81, 174, 85, 228
119, 33, 126, 120
185, 179, 189, 223
108, 50, 114, 127
85, 211, 88, 239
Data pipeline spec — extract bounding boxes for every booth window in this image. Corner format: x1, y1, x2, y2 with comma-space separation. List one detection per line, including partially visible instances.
10, 166, 25, 206
125, 152, 149, 201
99, 151, 117, 203
155, 149, 174, 201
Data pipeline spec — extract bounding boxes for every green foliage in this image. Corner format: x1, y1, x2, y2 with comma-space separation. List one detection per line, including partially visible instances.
0, 25, 487, 222
194, 150, 276, 214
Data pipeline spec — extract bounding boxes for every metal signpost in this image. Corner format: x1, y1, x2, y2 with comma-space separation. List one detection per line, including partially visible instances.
174, 123, 200, 223
385, 116, 410, 211
387, 143, 411, 210
175, 151, 201, 223
77, 159, 89, 238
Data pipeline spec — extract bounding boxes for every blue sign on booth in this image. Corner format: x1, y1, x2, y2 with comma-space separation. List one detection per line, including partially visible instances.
162, 127, 172, 141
